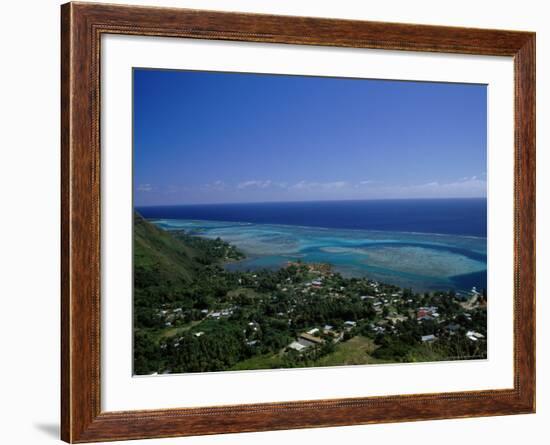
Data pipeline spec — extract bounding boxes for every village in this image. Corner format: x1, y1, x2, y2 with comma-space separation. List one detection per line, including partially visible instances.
151, 260, 487, 371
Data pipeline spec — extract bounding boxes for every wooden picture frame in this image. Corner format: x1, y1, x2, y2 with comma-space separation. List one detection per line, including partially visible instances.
61, 2, 536, 442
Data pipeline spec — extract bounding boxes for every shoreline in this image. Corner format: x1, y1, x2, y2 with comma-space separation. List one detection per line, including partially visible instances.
147, 217, 488, 241
154, 218, 487, 294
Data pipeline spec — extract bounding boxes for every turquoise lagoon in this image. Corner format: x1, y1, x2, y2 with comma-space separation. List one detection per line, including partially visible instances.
151, 219, 487, 293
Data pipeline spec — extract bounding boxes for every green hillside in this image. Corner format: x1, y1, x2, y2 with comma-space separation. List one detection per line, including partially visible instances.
133, 212, 244, 329
133, 213, 248, 374
134, 212, 197, 290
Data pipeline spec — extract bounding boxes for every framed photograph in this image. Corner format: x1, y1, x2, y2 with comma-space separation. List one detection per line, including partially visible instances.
61, 2, 535, 442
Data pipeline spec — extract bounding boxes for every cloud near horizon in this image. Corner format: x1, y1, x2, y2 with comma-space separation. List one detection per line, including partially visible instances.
134, 176, 487, 205
380, 177, 487, 199
290, 180, 349, 191
137, 183, 153, 192
237, 180, 273, 189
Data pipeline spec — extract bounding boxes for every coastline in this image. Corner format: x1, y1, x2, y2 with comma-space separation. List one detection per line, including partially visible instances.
133, 216, 488, 375
147, 217, 487, 293
149, 217, 488, 241
136, 197, 487, 238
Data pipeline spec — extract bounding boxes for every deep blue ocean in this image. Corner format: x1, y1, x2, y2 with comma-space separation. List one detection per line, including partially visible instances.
137, 198, 486, 237
137, 199, 487, 293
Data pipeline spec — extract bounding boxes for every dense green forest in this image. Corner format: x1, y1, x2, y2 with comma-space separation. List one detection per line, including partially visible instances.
133, 213, 487, 375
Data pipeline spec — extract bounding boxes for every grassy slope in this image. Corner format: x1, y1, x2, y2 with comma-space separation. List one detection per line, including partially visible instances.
229, 337, 384, 371
134, 212, 200, 288
316, 336, 384, 366
404, 343, 459, 363
229, 353, 284, 371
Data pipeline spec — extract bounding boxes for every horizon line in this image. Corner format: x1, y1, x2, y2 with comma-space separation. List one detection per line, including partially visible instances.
135, 196, 487, 208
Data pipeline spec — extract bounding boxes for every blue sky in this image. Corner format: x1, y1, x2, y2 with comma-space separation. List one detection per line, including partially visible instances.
134, 69, 487, 206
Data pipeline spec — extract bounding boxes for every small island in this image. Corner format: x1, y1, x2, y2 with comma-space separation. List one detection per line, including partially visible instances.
134, 213, 487, 375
